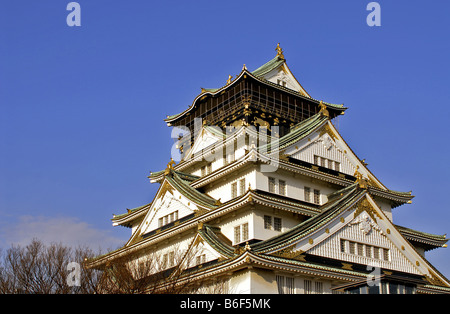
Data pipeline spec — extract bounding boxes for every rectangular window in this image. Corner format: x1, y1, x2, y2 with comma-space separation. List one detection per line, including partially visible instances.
207, 163, 212, 174
314, 155, 319, 165
227, 152, 235, 164
320, 157, 326, 167
276, 275, 285, 294
158, 217, 163, 228
334, 161, 341, 172
304, 187, 311, 202
276, 275, 294, 294
200, 254, 206, 265
285, 277, 294, 294
279, 180, 286, 196
340, 239, 346, 253
201, 166, 206, 176
383, 248, 390, 261
174, 210, 178, 221
242, 223, 249, 242
274, 217, 282, 232
268, 177, 276, 193
313, 189, 321, 205
234, 225, 241, 244
315, 281, 323, 294
169, 251, 175, 267
239, 178, 246, 196
304, 280, 312, 294
231, 182, 238, 198
264, 215, 272, 230
365, 245, 373, 258
349, 242, 356, 254
374, 247, 380, 259
162, 254, 168, 268
357, 243, 364, 256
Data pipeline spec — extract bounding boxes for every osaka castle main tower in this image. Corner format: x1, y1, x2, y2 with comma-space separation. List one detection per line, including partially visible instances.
87, 44, 450, 294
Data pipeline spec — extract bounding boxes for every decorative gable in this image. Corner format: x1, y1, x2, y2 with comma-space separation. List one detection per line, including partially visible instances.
126, 181, 198, 245
307, 210, 421, 275
285, 120, 385, 189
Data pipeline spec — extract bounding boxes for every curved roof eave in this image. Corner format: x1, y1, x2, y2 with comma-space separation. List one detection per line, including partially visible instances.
164, 68, 346, 124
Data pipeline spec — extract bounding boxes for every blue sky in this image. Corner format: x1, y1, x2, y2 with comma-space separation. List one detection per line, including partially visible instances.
1, 1, 449, 278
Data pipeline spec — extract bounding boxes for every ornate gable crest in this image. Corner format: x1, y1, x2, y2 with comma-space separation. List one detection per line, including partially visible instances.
349, 212, 382, 236
353, 198, 382, 223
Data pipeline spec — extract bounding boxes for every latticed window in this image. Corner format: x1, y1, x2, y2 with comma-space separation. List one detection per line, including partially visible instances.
334, 161, 341, 172
242, 223, 249, 241
313, 189, 321, 205
383, 248, 390, 261
279, 180, 286, 196
234, 225, 240, 244
314, 155, 319, 165
276, 275, 294, 294
239, 178, 246, 196
315, 282, 323, 294
349, 242, 356, 254
340, 239, 346, 253
342, 239, 390, 262
304, 187, 311, 202
274, 217, 282, 232
234, 223, 249, 244
231, 182, 237, 198
264, 215, 272, 230
196, 254, 206, 265
268, 177, 276, 193
304, 279, 312, 294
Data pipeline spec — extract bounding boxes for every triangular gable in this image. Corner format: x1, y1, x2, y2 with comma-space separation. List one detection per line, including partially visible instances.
285, 119, 386, 189
269, 193, 450, 287
125, 179, 201, 246
184, 125, 223, 160
177, 227, 230, 271
258, 60, 310, 98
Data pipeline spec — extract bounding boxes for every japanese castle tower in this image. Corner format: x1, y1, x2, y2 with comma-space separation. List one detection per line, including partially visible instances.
88, 45, 450, 294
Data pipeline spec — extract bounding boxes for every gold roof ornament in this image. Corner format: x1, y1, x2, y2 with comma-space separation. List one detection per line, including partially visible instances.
354, 166, 368, 189
242, 64, 247, 71
164, 158, 176, 175
227, 75, 233, 85
319, 101, 330, 117
276, 43, 285, 59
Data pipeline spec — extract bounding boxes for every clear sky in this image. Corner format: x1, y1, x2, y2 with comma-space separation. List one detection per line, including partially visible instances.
1, 1, 449, 278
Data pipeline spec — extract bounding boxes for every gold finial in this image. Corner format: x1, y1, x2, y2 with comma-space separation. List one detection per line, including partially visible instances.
227, 75, 233, 85
164, 157, 176, 175
242, 64, 247, 71
276, 43, 284, 59
319, 101, 329, 117
354, 166, 367, 189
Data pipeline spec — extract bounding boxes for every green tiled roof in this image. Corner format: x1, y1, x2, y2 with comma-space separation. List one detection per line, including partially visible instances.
258, 112, 328, 153
165, 170, 219, 209
250, 183, 364, 253
252, 56, 285, 77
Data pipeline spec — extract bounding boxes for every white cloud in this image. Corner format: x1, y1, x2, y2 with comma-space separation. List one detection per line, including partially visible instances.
0, 215, 126, 252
